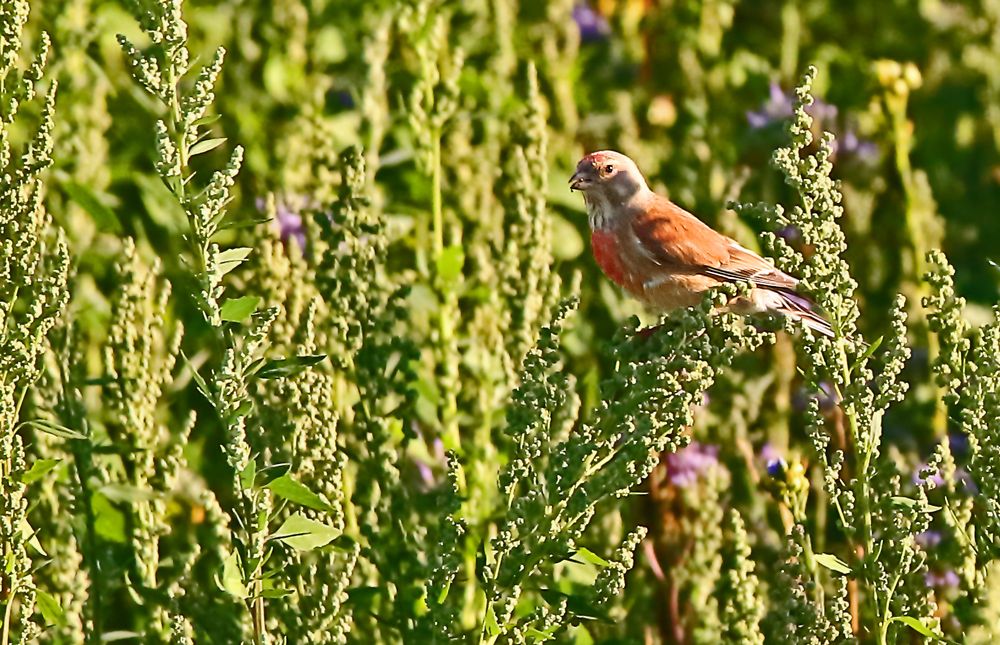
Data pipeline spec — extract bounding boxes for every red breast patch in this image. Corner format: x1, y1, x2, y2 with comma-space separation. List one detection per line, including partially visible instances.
590, 229, 627, 287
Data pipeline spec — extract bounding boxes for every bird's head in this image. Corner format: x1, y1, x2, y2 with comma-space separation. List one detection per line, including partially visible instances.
569, 150, 648, 203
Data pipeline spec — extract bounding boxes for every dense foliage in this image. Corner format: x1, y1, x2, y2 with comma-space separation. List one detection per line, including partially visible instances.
4, 0, 1000, 642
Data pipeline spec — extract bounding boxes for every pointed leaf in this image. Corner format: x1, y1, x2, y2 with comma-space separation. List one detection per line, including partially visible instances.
219, 549, 248, 599
189, 137, 227, 156
213, 247, 254, 280
265, 474, 330, 511
814, 553, 851, 575
20, 458, 61, 484
253, 354, 327, 379
92, 493, 127, 543
273, 513, 340, 551
220, 296, 261, 322
572, 547, 611, 567
891, 615, 943, 640
35, 589, 66, 627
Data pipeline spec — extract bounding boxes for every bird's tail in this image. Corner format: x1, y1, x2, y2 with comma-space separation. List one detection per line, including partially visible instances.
775, 290, 834, 338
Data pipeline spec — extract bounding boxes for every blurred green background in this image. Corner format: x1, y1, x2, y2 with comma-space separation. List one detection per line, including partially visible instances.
17, 0, 1000, 641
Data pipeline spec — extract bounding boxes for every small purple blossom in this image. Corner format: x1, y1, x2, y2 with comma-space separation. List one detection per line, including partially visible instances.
775, 225, 802, 243
759, 442, 782, 464
256, 196, 307, 251
916, 530, 943, 550
912, 459, 978, 494
913, 462, 946, 488
573, 3, 610, 43
747, 83, 837, 129
766, 458, 786, 479
835, 129, 880, 163
666, 443, 719, 487
925, 569, 960, 589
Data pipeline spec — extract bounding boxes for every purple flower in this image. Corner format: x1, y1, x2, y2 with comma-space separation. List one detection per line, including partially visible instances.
835, 129, 880, 163
775, 225, 802, 242
913, 462, 946, 488
666, 443, 719, 487
256, 196, 307, 251
916, 530, 943, 549
912, 458, 978, 494
766, 458, 786, 479
925, 569, 960, 589
573, 3, 609, 43
747, 82, 838, 130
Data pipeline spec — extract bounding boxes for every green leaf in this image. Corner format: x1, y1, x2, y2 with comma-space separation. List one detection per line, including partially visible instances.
891, 616, 943, 640
180, 351, 211, 400
239, 458, 257, 490
253, 354, 327, 379
851, 334, 884, 372
255, 587, 294, 599
20, 418, 85, 441
92, 493, 127, 543
272, 513, 340, 551
435, 245, 465, 283
20, 518, 46, 556
218, 549, 248, 599
62, 181, 121, 233
217, 215, 272, 231
35, 589, 66, 627
192, 113, 222, 127
891, 496, 942, 512
189, 137, 227, 156
220, 296, 261, 322
213, 247, 254, 281
484, 605, 501, 638
814, 553, 851, 575
265, 474, 330, 511
572, 547, 611, 567
20, 458, 60, 484
255, 462, 291, 487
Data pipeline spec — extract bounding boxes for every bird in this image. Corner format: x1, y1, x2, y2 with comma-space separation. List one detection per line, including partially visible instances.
569, 150, 833, 337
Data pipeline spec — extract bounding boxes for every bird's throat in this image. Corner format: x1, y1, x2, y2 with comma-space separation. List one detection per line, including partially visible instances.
584, 193, 613, 230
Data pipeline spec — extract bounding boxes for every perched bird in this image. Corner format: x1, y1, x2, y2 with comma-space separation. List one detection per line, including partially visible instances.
569, 150, 833, 337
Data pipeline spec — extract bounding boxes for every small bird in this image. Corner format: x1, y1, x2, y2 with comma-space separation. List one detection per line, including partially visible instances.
569, 150, 833, 337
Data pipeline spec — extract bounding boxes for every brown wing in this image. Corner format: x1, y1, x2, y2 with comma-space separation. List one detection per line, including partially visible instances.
630, 196, 732, 271
631, 195, 799, 292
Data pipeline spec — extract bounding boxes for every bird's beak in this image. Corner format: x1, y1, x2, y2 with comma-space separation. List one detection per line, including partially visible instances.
569, 171, 590, 191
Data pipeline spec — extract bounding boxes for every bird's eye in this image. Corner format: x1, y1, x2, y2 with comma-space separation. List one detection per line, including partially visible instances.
604, 164, 615, 174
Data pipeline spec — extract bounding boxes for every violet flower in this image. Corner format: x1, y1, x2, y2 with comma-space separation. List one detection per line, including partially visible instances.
915, 530, 943, 550
573, 3, 610, 43
747, 83, 837, 129
924, 569, 960, 589
256, 196, 307, 251
666, 443, 720, 487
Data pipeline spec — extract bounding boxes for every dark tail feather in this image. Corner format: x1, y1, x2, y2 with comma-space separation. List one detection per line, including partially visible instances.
775, 291, 834, 338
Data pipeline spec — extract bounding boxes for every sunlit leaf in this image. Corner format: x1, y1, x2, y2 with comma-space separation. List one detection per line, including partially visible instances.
189, 137, 227, 156
220, 296, 261, 322
814, 553, 851, 575
252, 354, 326, 379
265, 474, 330, 511
36, 589, 66, 627
272, 513, 340, 551
20, 458, 60, 484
